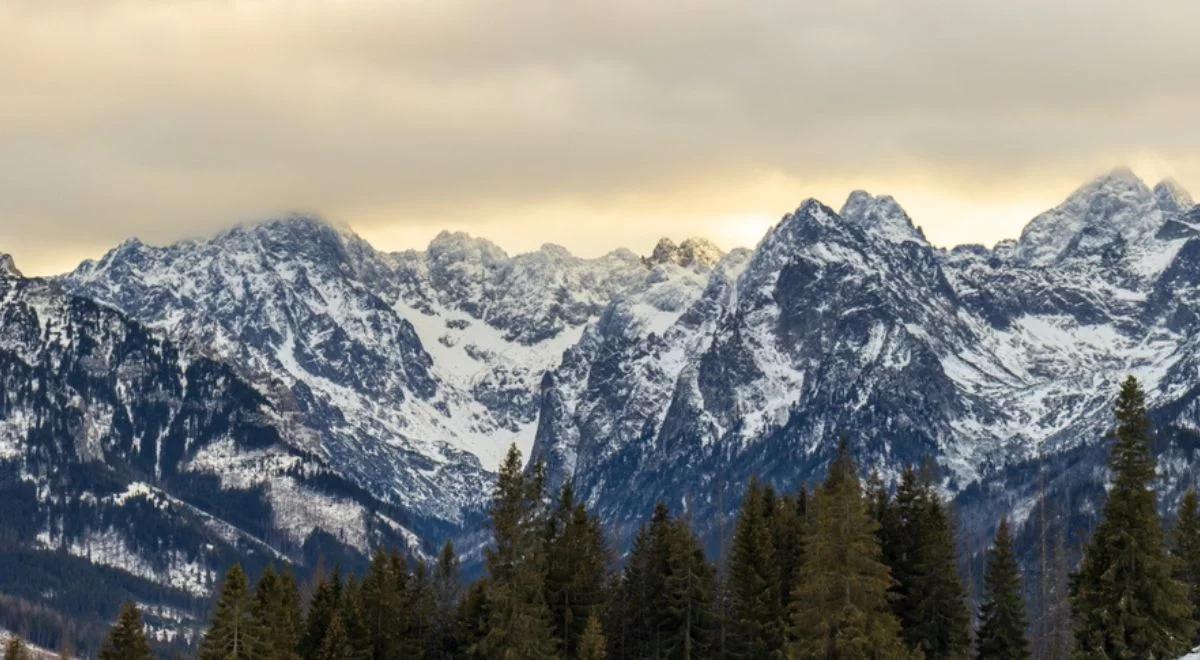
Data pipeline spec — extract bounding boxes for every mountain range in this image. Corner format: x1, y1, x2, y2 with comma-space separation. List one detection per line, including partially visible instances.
3, 167, 1200, 650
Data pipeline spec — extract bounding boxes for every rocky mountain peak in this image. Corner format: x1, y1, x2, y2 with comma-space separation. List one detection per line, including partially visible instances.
839, 190, 927, 245
1154, 178, 1194, 216
1015, 167, 1161, 265
0, 253, 22, 278
645, 237, 724, 270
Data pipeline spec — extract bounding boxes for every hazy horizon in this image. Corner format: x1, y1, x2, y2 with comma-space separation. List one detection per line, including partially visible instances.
2, 165, 1194, 277
3, 1, 1199, 275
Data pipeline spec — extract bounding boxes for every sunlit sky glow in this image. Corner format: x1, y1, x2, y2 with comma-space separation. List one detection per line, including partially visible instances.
2, 1, 1199, 275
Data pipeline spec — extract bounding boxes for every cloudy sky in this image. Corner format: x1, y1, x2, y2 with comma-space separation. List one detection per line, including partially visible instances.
3, 1, 1199, 275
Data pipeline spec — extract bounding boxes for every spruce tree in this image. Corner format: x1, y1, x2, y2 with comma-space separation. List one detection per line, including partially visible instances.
1071, 376, 1194, 658
728, 478, 786, 658
252, 566, 303, 660
2, 637, 27, 660
300, 569, 343, 659
883, 466, 971, 659
408, 560, 439, 654
316, 613, 354, 660
479, 444, 558, 658
609, 502, 716, 660
608, 515, 659, 659
360, 550, 405, 658
544, 483, 609, 657
432, 540, 463, 658
341, 575, 374, 659
910, 494, 971, 658
99, 601, 153, 660
459, 579, 491, 658
1173, 488, 1200, 644
789, 440, 914, 659
578, 612, 607, 660
200, 564, 263, 660
976, 518, 1030, 660
771, 487, 807, 612
661, 515, 717, 659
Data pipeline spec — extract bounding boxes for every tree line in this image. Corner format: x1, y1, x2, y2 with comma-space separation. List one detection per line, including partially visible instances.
14, 375, 1200, 658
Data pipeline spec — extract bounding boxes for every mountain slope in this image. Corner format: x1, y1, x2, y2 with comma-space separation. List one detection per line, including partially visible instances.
61, 220, 712, 531
531, 171, 1200, 552
0, 267, 418, 653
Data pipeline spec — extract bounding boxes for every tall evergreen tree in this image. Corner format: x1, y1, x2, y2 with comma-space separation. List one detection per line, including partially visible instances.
459, 579, 491, 658
200, 564, 263, 660
100, 602, 153, 660
976, 518, 1030, 660
479, 444, 558, 659
789, 440, 914, 659
1032, 518, 1074, 660
359, 550, 406, 659
1071, 376, 1194, 658
2, 637, 27, 660
431, 541, 463, 659
608, 512, 661, 659
315, 613, 354, 660
1173, 488, 1200, 644
252, 566, 303, 660
661, 515, 717, 659
728, 478, 786, 658
408, 561, 439, 654
578, 612, 607, 660
883, 466, 971, 659
608, 502, 716, 660
768, 486, 807, 612
544, 483, 609, 657
300, 568, 344, 659
341, 575, 374, 659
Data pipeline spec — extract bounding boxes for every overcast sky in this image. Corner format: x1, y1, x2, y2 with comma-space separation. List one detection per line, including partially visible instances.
3, 1, 1199, 275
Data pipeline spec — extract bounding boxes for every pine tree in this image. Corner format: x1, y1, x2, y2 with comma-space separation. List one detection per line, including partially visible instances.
771, 486, 807, 613
408, 560, 439, 654
316, 613, 354, 660
578, 612, 607, 660
1173, 488, 1200, 644
1071, 376, 1194, 658
431, 541, 463, 658
661, 515, 717, 659
608, 514, 659, 659
2, 637, 28, 660
976, 518, 1030, 660
200, 564, 263, 660
1033, 519, 1074, 660
359, 550, 406, 659
479, 443, 558, 658
608, 502, 716, 660
789, 440, 915, 659
911, 495, 971, 658
883, 466, 971, 659
728, 478, 786, 658
544, 483, 609, 657
99, 602, 153, 660
342, 575, 375, 659
252, 566, 303, 660
300, 568, 343, 659
459, 579, 490, 658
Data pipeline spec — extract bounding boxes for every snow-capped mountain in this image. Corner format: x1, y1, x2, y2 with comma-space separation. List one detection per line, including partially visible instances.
0, 266, 419, 652
530, 168, 1200, 550
5, 166, 1200, 648
60, 221, 706, 531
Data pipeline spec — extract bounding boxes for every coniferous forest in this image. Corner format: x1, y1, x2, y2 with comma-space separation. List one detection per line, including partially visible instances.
13, 376, 1200, 659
